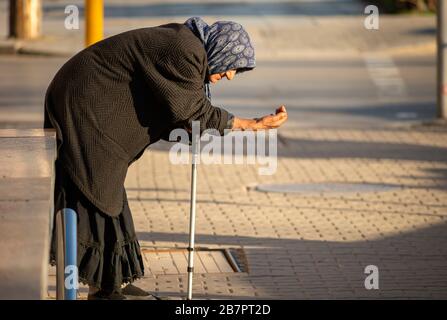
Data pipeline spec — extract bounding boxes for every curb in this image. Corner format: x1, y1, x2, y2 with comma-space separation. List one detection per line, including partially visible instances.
17, 47, 73, 57
0, 37, 437, 59
0, 39, 22, 55
0, 37, 78, 57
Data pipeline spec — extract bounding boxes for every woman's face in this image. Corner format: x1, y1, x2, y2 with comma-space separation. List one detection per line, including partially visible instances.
208, 69, 237, 84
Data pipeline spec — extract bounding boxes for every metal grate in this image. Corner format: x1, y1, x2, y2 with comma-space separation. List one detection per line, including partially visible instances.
141, 248, 247, 275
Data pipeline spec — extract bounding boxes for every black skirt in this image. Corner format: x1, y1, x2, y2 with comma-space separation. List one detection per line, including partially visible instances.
50, 160, 145, 291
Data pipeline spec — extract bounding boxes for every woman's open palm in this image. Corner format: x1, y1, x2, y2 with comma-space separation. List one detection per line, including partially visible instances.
258, 105, 288, 129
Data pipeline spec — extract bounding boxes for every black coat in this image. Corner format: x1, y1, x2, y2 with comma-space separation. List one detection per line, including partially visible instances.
44, 23, 230, 216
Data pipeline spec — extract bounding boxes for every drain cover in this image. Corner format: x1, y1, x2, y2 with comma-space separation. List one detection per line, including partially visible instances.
141, 248, 247, 275
255, 182, 399, 194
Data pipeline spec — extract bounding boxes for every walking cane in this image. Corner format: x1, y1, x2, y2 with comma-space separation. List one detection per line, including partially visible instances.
187, 122, 200, 300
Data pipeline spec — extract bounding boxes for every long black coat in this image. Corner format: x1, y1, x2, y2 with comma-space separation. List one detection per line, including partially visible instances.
44, 23, 230, 216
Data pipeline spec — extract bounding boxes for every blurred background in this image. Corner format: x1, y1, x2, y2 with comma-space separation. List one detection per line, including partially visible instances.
0, 0, 440, 129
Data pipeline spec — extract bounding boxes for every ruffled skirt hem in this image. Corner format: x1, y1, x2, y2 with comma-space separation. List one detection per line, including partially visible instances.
51, 237, 145, 291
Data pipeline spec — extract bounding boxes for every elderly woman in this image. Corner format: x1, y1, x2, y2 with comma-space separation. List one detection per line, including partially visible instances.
44, 17, 287, 300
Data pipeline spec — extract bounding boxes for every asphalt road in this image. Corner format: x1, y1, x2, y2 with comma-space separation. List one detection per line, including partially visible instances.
0, 52, 436, 129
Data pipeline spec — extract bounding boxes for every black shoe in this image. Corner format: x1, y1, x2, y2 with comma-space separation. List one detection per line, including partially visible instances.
122, 284, 163, 300
87, 289, 127, 300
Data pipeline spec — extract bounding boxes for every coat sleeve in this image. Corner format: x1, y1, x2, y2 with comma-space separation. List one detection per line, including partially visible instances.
140, 41, 230, 135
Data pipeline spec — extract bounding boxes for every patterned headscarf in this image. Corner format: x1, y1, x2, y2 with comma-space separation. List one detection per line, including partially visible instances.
184, 17, 256, 100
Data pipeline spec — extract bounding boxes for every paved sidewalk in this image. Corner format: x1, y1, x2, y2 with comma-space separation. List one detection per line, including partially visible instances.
114, 124, 446, 300
49, 123, 447, 300
45, 123, 447, 299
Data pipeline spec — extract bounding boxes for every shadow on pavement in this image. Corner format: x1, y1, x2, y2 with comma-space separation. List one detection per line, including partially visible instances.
277, 136, 447, 162
135, 220, 447, 298
286, 102, 437, 123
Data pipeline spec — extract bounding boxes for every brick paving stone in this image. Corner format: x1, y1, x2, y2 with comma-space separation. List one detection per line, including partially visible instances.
118, 125, 447, 299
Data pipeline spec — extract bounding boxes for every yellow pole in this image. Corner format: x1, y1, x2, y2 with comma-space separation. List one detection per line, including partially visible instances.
85, 0, 103, 47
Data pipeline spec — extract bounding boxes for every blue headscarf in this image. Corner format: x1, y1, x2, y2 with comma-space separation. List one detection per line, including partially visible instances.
184, 17, 256, 100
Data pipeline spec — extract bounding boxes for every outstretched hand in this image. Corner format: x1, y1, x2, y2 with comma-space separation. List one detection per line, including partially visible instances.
232, 105, 288, 131
255, 105, 288, 129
